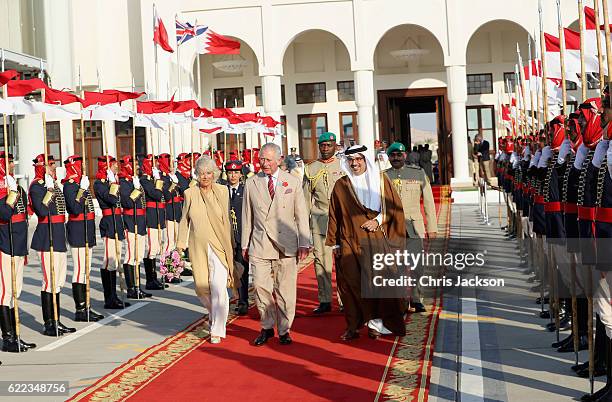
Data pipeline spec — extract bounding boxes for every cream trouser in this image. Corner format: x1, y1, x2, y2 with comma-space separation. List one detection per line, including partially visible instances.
146, 228, 166, 258
124, 232, 146, 265
39, 251, 67, 293
0, 253, 24, 307
198, 245, 229, 338
595, 271, 612, 338
71, 247, 93, 284
103, 237, 123, 271
250, 255, 297, 336
165, 221, 178, 253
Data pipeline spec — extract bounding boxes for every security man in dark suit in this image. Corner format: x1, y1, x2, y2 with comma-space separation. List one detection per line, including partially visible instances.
93, 155, 129, 309
29, 154, 76, 336
226, 160, 248, 315
62, 155, 103, 322
0, 152, 36, 351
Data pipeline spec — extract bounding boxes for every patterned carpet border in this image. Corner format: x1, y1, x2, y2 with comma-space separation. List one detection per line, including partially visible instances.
69, 187, 452, 402
377, 187, 451, 402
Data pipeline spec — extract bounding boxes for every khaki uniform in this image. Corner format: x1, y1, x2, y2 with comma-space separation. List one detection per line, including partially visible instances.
304, 158, 345, 304
386, 164, 437, 304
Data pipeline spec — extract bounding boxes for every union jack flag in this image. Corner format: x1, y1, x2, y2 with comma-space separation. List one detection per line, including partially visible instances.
175, 19, 207, 46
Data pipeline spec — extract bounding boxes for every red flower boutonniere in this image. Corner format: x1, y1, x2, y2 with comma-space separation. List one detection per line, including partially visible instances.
282, 181, 288, 187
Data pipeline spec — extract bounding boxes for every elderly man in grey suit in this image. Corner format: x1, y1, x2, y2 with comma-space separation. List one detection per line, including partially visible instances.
242, 143, 311, 346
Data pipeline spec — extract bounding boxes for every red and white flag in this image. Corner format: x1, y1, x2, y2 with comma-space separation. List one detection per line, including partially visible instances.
0, 70, 18, 86
584, 6, 608, 75
153, 6, 174, 53
195, 27, 240, 55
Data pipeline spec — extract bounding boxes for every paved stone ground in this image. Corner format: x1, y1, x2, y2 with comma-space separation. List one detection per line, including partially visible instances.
429, 202, 603, 402
2, 204, 604, 402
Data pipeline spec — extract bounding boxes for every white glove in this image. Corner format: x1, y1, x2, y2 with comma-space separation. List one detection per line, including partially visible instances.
79, 175, 90, 190
574, 144, 588, 170
152, 167, 161, 180
106, 169, 116, 183
191, 169, 197, 179
592, 140, 610, 168
133, 176, 141, 189
5, 175, 17, 192
44, 174, 55, 190
557, 139, 572, 164
169, 173, 179, 184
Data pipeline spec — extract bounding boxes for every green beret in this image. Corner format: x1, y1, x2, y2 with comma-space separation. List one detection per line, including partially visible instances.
386, 142, 406, 155
318, 132, 337, 144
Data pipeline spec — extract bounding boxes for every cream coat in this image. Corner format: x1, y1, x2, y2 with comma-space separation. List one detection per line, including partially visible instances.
177, 184, 234, 297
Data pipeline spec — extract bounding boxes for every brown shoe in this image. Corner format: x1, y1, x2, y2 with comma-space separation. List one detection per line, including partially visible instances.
340, 329, 360, 341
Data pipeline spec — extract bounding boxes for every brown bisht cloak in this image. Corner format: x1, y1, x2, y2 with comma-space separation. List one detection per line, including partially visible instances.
326, 173, 407, 336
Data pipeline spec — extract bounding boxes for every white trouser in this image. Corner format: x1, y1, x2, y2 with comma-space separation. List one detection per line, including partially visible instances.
198, 245, 229, 338
124, 231, 145, 265
103, 237, 122, 271
71, 247, 93, 284
0, 253, 24, 307
39, 251, 67, 293
146, 228, 166, 258
595, 271, 612, 338
165, 221, 178, 253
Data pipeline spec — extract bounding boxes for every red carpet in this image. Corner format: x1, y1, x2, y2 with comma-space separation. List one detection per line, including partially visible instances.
69, 188, 451, 402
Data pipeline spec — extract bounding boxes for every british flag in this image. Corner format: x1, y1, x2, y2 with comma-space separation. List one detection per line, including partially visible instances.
175, 19, 207, 46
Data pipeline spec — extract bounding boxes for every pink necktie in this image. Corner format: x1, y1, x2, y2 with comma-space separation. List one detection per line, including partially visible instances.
268, 175, 275, 200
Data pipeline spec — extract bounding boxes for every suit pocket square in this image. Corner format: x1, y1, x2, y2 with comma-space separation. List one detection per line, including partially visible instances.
284, 188, 293, 194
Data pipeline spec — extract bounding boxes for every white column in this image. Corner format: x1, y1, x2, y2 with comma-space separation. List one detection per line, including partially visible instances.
354, 69, 375, 154
261, 74, 283, 147
446, 64, 471, 187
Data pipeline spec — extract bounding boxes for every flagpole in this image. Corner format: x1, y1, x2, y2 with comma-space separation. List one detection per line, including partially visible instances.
534, 29, 542, 132
594, 0, 605, 92
97, 71, 127, 308
131, 76, 142, 299
1, 65, 22, 347
557, 0, 568, 118
78, 67, 92, 322
528, 37, 535, 134
517, 46, 528, 137
602, 0, 612, 89
578, 0, 587, 102
539, 0, 549, 122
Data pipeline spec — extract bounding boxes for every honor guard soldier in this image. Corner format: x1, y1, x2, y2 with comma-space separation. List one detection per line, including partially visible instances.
0, 152, 36, 351
304, 132, 345, 314
576, 99, 608, 383
175, 153, 194, 276
62, 155, 104, 322
158, 153, 181, 257
93, 156, 129, 309
386, 142, 437, 312
590, 85, 612, 401
140, 154, 167, 290
29, 154, 76, 336
119, 156, 151, 299
226, 160, 247, 315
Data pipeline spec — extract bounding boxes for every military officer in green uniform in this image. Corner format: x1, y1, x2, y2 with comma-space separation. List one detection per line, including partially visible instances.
386, 142, 438, 312
304, 132, 345, 314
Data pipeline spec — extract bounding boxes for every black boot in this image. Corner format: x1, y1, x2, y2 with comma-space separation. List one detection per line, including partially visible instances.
41, 291, 61, 337
55, 293, 76, 334
144, 258, 166, 290
583, 335, 612, 401
133, 264, 152, 297
72, 283, 103, 322
578, 315, 608, 378
101, 269, 113, 307
0, 306, 26, 352
105, 270, 130, 309
552, 332, 573, 348
9, 308, 35, 349
125, 264, 152, 299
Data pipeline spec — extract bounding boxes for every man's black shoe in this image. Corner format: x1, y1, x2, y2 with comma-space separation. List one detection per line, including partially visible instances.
236, 303, 248, 316
313, 302, 331, 315
279, 333, 292, 345
413, 302, 426, 313
253, 328, 274, 346
557, 335, 588, 353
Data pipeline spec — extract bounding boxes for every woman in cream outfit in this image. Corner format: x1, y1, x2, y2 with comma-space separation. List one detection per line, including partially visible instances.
177, 156, 234, 344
